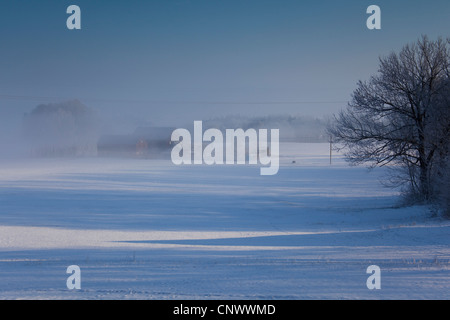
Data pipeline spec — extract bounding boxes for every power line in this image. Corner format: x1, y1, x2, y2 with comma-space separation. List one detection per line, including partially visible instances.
0, 94, 348, 106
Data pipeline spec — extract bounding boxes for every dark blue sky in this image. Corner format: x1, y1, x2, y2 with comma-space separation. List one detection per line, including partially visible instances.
1, 0, 449, 132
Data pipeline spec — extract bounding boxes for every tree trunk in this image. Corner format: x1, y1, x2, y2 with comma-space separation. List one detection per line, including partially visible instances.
419, 161, 430, 200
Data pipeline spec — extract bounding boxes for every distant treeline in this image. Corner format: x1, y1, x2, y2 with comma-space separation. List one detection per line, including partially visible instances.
22, 100, 99, 157
201, 115, 329, 142
21, 99, 330, 159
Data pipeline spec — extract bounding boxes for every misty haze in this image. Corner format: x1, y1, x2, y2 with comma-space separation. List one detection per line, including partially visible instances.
0, 0, 449, 301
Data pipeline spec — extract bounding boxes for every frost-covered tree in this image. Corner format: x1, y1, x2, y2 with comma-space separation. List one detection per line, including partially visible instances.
328, 36, 450, 202
437, 145, 450, 217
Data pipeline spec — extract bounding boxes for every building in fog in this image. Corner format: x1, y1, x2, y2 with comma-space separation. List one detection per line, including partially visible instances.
98, 126, 174, 158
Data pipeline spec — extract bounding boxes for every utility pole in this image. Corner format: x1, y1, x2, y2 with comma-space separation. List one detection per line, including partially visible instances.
329, 135, 332, 165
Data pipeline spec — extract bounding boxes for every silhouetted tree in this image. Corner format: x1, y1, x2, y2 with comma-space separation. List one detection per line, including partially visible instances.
328, 36, 450, 203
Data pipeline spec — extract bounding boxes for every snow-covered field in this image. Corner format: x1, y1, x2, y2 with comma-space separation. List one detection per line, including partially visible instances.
0, 143, 449, 299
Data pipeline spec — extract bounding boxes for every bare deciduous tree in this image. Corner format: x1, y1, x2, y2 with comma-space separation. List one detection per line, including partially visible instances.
328, 36, 450, 202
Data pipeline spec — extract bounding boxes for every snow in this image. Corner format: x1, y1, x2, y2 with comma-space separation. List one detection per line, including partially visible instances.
0, 143, 449, 299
